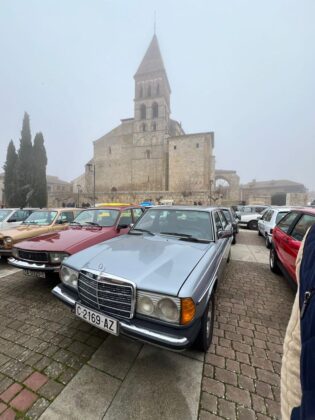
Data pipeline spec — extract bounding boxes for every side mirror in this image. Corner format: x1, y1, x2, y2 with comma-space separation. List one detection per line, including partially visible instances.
117, 223, 129, 231
218, 229, 233, 239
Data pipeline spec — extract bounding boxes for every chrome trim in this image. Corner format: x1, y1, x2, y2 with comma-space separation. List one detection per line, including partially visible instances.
52, 285, 76, 306
8, 257, 58, 271
18, 250, 49, 263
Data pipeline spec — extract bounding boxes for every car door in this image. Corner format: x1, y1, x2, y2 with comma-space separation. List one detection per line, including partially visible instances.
274, 211, 300, 273
258, 210, 269, 235
264, 210, 274, 236
287, 214, 315, 280
213, 211, 227, 279
218, 210, 232, 260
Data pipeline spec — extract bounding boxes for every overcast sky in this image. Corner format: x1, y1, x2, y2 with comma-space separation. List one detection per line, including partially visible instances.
0, 0, 314, 190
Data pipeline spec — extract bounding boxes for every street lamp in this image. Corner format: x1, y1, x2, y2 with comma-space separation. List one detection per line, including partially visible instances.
77, 184, 81, 208
86, 163, 96, 207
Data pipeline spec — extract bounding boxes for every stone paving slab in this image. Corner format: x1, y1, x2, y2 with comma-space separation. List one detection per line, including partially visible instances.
104, 345, 203, 420
39, 365, 120, 420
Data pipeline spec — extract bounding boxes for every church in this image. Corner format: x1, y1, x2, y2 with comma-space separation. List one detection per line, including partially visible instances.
79, 34, 215, 199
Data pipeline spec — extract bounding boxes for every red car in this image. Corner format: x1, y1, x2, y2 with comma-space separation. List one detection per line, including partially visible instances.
270, 207, 315, 283
8, 205, 143, 278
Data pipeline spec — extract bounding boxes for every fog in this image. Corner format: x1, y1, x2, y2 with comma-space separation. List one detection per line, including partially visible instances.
0, 0, 314, 190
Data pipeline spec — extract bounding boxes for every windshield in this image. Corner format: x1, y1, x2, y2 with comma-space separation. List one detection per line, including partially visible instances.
23, 211, 57, 226
74, 209, 119, 227
0, 210, 11, 222
133, 209, 214, 241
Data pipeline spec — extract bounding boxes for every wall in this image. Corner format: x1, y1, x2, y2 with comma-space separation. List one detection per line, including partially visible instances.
286, 193, 308, 206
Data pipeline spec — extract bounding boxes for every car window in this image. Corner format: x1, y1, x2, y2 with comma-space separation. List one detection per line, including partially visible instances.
57, 211, 74, 223
255, 207, 267, 213
214, 212, 223, 232
9, 210, 30, 222
0, 210, 12, 222
277, 212, 300, 234
275, 211, 289, 224
264, 210, 273, 222
23, 211, 58, 226
222, 210, 232, 222
133, 209, 214, 241
119, 210, 133, 226
132, 208, 143, 222
74, 209, 119, 227
291, 214, 315, 242
218, 211, 228, 229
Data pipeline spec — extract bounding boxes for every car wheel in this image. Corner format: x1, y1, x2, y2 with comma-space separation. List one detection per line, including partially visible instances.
248, 220, 258, 230
195, 293, 215, 352
232, 233, 236, 245
270, 248, 281, 274
265, 236, 271, 249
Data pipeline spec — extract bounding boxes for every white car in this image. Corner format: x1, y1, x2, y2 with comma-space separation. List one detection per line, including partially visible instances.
258, 207, 291, 248
237, 206, 269, 230
0, 208, 36, 231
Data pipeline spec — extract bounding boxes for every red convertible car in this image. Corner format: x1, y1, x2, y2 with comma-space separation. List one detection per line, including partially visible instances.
8, 205, 143, 278
270, 207, 315, 284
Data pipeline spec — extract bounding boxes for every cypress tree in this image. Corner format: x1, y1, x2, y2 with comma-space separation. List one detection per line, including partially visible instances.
17, 112, 34, 207
3, 140, 18, 206
30, 132, 47, 207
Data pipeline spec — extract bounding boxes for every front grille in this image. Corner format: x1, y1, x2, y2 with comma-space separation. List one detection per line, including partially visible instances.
78, 270, 134, 319
18, 250, 49, 263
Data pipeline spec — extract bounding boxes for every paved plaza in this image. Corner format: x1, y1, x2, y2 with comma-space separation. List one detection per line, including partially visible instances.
0, 230, 295, 419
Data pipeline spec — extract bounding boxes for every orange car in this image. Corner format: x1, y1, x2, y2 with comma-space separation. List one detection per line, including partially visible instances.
0, 208, 81, 258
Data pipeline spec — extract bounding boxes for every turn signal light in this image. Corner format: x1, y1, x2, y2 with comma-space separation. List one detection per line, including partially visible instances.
181, 298, 196, 325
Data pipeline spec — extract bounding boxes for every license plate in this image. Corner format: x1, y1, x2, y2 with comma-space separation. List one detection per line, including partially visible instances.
23, 269, 46, 278
75, 303, 119, 336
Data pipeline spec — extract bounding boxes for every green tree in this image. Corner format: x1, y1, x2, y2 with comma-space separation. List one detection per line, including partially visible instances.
16, 112, 34, 207
30, 132, 47, 207
3, 140, 18, 206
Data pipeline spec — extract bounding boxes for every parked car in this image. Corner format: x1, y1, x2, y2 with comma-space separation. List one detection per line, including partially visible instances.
220, 207, 239, 244
237, 205, 269, 230
0, 208, 37, 231
9, 205, 143, 279
258, 207, 291, 248
0, 208, 80, 258
270, 208, 315, 283
52, 206, 233, 351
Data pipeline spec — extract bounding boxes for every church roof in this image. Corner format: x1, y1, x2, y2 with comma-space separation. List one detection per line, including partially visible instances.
134, 35, 168, 78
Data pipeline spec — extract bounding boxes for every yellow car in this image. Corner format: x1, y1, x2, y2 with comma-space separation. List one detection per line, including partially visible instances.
0, 208, 80, 257
95, 202, 134, 207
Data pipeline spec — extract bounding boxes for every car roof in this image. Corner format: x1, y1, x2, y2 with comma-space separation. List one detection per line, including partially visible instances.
147, 205, 218, 212
289, 207, 315, 215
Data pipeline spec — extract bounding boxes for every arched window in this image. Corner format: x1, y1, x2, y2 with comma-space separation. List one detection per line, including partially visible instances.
156, 83, 160, 95
140, 104, 146, 120
147, 85, 151, 97
146, 150, 151, 159
139, 85, 143, 98
152, 102, 158, 119
152, 122, 156, 131
142, 123, 146, 132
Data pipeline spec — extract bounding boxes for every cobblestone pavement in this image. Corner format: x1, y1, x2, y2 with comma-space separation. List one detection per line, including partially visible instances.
0, 269, 107, 419
199, 230, 296, 420
0, 230, 296, 419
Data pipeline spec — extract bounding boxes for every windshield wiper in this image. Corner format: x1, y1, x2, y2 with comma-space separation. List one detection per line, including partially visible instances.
129, 228, 155, 236
160, 232, 192, 238
179, 237, 211, 243
84, 222, 100, 227
70, 221, 82, 226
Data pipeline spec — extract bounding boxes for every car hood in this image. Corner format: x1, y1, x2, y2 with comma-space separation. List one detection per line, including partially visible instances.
0, 224, 53, 241
66, 234, 212, 295
15, 227, 114, 253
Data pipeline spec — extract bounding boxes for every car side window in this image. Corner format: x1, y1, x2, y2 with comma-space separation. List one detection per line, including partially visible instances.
223, 210, 232, 223
214, 212, 223, 233
277, 212, 299, 234
10, 210, 30, 222
291, 214, 315, 242
265, 210, 273, 222
57, 212, 74, 223
218, 211, 228, 229
132, 208, 143, 222
119, 210, 132, 226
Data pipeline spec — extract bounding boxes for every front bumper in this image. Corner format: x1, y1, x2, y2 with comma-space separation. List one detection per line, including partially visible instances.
52, 284, 200, 351
8, 258, 60, 272
0, 249, 12, 256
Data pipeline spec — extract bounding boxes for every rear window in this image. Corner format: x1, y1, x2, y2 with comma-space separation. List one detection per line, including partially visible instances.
275, 211, 289, 224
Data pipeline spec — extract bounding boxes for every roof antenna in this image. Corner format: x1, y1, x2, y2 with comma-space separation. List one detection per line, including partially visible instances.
154, 11, 156, 35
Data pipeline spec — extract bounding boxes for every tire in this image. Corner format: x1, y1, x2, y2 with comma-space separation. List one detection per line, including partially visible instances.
265, 235, 271, 249
248, 220, 258, 230
232, 233, 236, 245
270, 247, 281, 274
195, 293, 215, 352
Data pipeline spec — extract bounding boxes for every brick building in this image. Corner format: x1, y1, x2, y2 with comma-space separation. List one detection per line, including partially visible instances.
80, 35, 215, 198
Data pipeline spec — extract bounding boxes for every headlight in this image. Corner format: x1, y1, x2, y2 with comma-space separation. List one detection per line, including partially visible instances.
137, 291, 191, 324
50, 252, 69, 263
3, 237, 13, 248
60, 265, 78, 289
12, 248, 19, 258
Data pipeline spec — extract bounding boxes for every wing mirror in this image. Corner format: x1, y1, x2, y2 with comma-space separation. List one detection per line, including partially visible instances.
218, 229, 233, 239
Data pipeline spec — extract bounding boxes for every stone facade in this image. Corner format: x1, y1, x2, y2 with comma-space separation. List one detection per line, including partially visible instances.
76, 35, 215, 197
